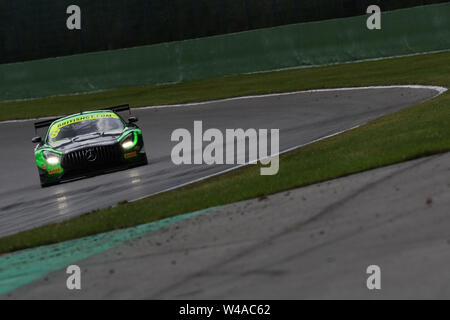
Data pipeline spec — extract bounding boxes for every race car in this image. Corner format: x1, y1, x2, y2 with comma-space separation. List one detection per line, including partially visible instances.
32, 104, 148, 187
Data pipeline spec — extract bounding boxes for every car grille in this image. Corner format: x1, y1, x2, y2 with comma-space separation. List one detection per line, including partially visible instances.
62, 144, 123, 170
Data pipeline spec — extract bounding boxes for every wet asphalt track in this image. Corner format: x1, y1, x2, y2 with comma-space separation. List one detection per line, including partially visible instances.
0, 86, 442, 237
10, 151, 450, 299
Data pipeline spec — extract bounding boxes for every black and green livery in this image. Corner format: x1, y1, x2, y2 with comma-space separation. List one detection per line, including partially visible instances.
32, 105, 148, 187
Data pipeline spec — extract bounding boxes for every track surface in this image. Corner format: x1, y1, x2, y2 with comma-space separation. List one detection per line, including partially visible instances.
0, 87, 440, 237
7, 151, 450, 299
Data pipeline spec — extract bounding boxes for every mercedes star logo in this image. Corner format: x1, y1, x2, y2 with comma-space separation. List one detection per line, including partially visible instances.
85, 149, 97, 162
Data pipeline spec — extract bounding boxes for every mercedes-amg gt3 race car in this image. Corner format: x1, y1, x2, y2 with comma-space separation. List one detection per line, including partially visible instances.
32, 104, 148, 187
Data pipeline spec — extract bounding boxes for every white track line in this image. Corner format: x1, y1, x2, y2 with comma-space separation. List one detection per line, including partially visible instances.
128, 124, 363, 203
138, 85, 447, 110
126, 85, 447, 203
2, 85, 447, 205
0, 85, 447, 124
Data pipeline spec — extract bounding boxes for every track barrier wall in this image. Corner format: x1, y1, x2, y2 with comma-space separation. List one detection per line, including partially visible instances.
1, 0, 447, 64
0, 3, 449, 101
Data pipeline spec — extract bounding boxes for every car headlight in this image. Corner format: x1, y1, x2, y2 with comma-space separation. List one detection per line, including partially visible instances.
121, 133, 137, 150
43, 150, 60, 165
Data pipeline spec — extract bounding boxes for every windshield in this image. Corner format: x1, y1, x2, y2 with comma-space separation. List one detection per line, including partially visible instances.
47, 113, 124, 144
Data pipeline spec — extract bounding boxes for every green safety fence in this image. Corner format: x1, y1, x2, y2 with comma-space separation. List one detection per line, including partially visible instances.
1, 2, 449, 102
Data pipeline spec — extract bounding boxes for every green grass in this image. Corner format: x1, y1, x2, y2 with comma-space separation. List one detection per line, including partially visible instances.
1, 51, 449, 121
0, 51, 449, 254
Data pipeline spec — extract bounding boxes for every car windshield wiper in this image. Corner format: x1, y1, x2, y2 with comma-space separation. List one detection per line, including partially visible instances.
72, 132, 102, 142
100, 131, 121, 136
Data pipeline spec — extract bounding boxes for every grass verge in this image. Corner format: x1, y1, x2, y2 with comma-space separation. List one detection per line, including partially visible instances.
0, 51, 449, 254
0, 51, 449, 121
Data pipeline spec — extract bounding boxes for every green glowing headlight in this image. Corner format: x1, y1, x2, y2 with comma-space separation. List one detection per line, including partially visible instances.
43, 150, 61, 165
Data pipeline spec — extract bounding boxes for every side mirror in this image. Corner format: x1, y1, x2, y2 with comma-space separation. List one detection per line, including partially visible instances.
32, 136, 42, 144
128, 116, 138, 123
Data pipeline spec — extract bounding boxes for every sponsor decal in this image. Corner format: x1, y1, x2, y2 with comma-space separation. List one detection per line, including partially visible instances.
124, 151, 137, 159
48, 168, 62, 175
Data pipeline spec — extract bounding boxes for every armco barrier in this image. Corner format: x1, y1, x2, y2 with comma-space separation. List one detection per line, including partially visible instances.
1, 3, 449, 102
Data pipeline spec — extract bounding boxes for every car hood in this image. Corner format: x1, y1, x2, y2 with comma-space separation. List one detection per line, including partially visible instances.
50, 134, 121, 152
